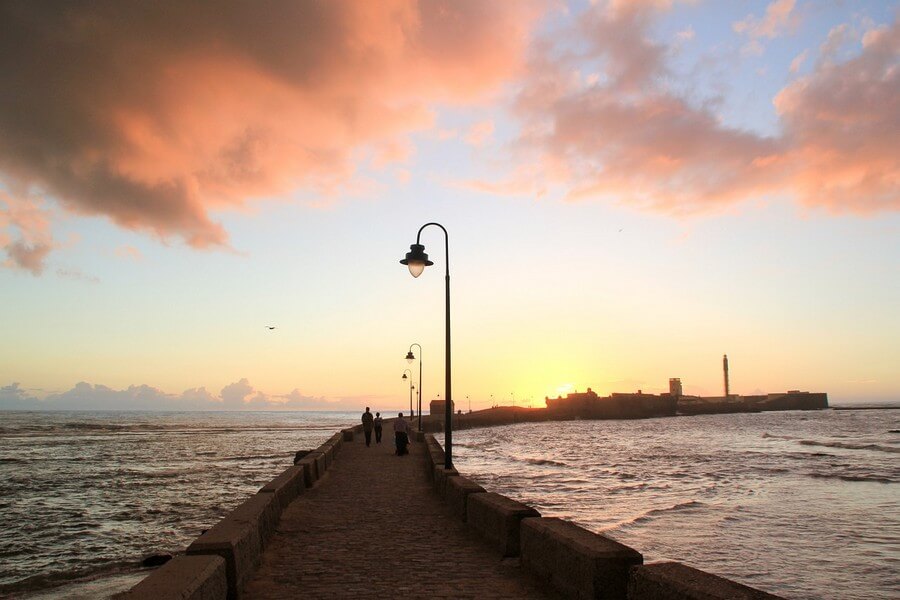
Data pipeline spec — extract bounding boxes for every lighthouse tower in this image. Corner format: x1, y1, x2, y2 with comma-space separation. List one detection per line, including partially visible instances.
723, 354, 730, 398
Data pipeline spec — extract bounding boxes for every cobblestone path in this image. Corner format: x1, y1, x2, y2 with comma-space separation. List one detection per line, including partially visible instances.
242, 432, 558, 599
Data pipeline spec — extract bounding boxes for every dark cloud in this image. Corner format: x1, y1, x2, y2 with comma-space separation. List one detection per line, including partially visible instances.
0, 0, 544, 273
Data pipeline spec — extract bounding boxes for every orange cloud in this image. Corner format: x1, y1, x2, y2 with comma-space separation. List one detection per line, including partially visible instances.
498, 5, 898, 215
0, 1, 544, 272
775, 22, 900, 213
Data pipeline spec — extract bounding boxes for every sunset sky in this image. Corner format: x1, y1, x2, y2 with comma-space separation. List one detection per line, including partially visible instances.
1, 0, 898, 410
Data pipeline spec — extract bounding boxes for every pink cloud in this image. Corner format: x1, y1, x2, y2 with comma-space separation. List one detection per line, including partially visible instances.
0, 1, 545, 272
775, 21, 900, 213
733, 0, 797, 40
464, 120, 495, 146
482, 5, 898, 215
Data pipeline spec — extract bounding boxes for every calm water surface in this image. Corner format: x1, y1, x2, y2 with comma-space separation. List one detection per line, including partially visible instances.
445, 408, 900, 600
0, 411, 357, 599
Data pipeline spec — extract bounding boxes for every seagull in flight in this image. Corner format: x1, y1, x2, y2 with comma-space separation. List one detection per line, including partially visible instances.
265, 326, 277, 330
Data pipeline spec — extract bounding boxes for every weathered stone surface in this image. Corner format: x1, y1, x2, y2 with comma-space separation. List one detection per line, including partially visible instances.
294, 455, 318, 488
445, 475, 486, 522
323, 444, 335, 468
521, 517, 642, 600
241, 432, 556, 599
292, 450, 311, 465
342, 428, 354, 442
433, 466, 459, 497
187, 493, 278, 599
629, 562, 784, 600
119, 554, 227, 600
258, 465, 305, 513
467, 492, 540, 557
313, 451, 327, 479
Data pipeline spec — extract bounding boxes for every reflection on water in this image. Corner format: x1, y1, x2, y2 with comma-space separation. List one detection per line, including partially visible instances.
445, 408, 900, 600
0, 411, 357, 598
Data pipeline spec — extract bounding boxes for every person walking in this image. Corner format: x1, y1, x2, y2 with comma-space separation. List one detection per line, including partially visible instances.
361, 407, 374, 447
374, 412, 383, 444
394, 412, 410, 456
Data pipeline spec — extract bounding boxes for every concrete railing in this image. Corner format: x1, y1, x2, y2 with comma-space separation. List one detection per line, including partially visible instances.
426, 436, 785, 600
120, 433, 345, 600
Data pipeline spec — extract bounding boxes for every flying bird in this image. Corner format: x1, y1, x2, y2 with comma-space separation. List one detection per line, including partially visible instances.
265, 326, 277, 330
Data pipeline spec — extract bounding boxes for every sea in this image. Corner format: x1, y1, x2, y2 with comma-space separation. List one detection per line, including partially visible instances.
0, 411, 358, 599
1, 407, 897, 599
444, 406, 900, 600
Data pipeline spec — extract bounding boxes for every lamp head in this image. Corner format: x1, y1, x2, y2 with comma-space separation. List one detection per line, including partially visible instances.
405, 350, 415, 363
400, 243, 433, 278
402, 373, 408, 380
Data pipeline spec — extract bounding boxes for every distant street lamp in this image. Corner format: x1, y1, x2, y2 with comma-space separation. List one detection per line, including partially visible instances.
406, 343, 423, 431
400, 222, 453, 469
402, 370, 414, 418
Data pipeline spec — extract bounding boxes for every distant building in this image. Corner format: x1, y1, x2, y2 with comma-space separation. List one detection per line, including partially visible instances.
545, 387, 676, 419
669, 378, 683, 397
429, 399, 455, 415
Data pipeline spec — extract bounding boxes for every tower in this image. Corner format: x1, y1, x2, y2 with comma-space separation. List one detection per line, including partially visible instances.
723, 354, 730, 397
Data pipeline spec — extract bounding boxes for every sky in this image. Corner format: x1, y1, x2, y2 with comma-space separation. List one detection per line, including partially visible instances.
1, 0, 898, 411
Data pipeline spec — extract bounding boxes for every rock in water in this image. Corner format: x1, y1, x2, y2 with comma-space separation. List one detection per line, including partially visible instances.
141, 553, 172, 567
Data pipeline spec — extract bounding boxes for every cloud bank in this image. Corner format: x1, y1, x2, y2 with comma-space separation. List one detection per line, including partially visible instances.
0, 379, 368, 411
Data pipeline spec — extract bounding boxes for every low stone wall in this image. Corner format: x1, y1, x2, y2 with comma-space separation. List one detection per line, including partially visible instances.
628, 562, 782, 599
123, 433, 344, 600
118, 554, 227, 600
427, 437, 786, 600
521, 517, 642, 599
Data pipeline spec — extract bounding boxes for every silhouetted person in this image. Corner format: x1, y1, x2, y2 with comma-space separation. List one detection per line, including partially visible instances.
361, 407, 374, 447
394, 412, 410, 456
374, 412, 383, 443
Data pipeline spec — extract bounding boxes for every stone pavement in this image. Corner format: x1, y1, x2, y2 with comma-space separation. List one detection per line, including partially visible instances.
242, 430, 559, 599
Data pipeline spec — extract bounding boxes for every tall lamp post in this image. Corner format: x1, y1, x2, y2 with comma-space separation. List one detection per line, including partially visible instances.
402, 370, 414, 418
406, 343, 423, 431
400, 222, 453, 470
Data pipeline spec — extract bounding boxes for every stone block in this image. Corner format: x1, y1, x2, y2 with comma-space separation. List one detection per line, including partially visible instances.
187, 493, 279, 599
258, 465, 304, 513
295, 455, 318, 488
313, 451, 327, 478
521, 517, 642, 599
323, 444, 335, 468
119, 554, 227, 600
445, 475, 485, 522
342, 428, 354, 442
628, 562, 783, 600
433, 466, 459, 497
466, 492, 540, 557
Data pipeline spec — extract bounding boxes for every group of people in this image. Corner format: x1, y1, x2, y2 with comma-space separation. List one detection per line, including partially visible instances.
360, 407, 410, 455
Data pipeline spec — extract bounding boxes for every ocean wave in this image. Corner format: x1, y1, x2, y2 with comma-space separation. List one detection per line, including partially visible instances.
762, 432, 796, 440
799, 440, 900, 454
807, 472, 896, 484
522, 457, 568, 467
219, 453, 290, 462
610, 500, 706, 529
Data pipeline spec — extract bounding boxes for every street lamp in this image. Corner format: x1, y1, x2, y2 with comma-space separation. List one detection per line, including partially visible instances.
406, 343, 423, 431
400, 222, 453, 469
402, 370, 414, 418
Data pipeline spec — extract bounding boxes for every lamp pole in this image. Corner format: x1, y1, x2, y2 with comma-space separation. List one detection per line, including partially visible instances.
402, 370, 414, 418
406, 343, 423, 431
400, 222, 453, 469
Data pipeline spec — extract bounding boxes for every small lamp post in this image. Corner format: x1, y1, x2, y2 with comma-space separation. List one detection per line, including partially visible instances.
400, 223, 453, 469
402, 370, 414, 418
406, 343, 423, 431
